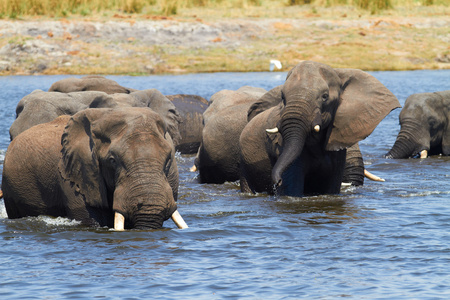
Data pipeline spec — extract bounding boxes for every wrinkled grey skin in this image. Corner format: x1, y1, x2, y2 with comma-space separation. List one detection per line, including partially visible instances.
342, 143, 365, 186
166, 94, 209, 154
48, 75, 136, 94
9, 89, 181, 147
195, 86, 267, 183
2, 108, 179, 229
9, 90, 112, 140
98, 90, 182, 147
49, 75, 204, 154
385, 90, 450, 159
239, 61, 400, 197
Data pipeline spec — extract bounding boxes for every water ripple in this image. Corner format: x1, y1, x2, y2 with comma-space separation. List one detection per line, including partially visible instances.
0, 72, 450, 299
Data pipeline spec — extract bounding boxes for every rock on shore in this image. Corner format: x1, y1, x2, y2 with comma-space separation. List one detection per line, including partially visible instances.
0, 16, 449, 75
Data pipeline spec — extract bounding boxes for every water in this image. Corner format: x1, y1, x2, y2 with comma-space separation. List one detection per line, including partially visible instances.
0, 70, 449, 299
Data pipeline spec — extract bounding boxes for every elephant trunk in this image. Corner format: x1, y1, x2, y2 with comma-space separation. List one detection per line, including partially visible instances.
271, 104, 313, 187
385, 119, 428, 159
115, 211, 188, 230
113, 169, 185, 230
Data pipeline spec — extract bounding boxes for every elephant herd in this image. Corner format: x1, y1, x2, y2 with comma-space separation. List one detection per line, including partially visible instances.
1, 61, 449, 231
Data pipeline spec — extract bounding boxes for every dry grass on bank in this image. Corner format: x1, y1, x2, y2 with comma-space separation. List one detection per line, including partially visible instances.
0, 1, 449, 75
1, 0, 448, 19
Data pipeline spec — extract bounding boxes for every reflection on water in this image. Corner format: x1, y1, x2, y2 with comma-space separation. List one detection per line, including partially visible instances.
0, 71, 450, 298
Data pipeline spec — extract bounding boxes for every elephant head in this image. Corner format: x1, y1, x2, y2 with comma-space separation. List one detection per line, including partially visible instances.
88, 89, 182, 148
249, 61, 400, 190
49, 75, 136, 94
385, 90, 450, 159
9, 90, 113, 140
58, 107, 187, 230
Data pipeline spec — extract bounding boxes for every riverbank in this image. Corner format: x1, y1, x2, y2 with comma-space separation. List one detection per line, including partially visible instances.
0, 5, 449, 75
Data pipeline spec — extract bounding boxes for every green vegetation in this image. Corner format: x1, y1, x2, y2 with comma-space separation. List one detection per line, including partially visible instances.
0, 0, 448, 18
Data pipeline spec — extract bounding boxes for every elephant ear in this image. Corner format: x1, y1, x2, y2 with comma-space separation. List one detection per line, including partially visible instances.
59, 108, 111, 210
326, 69, 401, 151
131, 89, 182, 146
247, 85, 283, 121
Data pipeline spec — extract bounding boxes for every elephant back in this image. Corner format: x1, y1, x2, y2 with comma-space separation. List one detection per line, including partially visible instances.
48, 75, 136, 94
10, 90, 112, 140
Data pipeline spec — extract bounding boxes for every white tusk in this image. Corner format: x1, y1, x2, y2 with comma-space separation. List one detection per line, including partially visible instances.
266, 127, 279, 133
314, 125, 320, 132
420, 150, 428, 159
364, 169, 385, 182
114, 212, 125, 231
190, 165, 197, 172
171, 210, 188, 229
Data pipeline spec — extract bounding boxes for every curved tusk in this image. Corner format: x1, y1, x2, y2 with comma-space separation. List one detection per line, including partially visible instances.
266, 127, 279, 133
190, 165, 197, 172
364, 169, 385, 182
0, 189, 3, 199
314, 125, 320, 133
114, 212, 125, 231
171, 210, 188, 229
420, 150, 428, 159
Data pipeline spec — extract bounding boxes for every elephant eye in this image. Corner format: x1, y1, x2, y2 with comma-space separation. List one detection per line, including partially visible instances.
322, 93, 329, 102
16, 104, 24, 118
109, 156, 116, 166
281, 92, 286, 105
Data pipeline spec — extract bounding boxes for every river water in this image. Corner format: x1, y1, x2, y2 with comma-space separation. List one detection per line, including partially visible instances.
0, 70, 449, 299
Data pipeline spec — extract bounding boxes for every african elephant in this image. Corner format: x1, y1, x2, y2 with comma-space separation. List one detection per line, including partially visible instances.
1, 108, 187, 230
104, 90, 182, 147
48, 75, 136, 94
49, 75, 207, 154
165, 94, 209, 154
9, 89, 181, 147
9, 90, 111, 140
385, 90, 450, 159
239, 61, 399, 197
194, 86, 267, 183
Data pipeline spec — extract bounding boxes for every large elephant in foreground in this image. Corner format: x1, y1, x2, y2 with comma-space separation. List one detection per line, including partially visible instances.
1, 108, 187, 230
239, 61, 399, 197
194, 86, 267, 183
385, 90, 450, 159
9, 89, 181, 146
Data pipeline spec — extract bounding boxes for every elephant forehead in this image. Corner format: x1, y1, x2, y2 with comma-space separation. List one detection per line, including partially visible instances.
111, 108, 162, 124
106, 130, 169, 159
284, 74, 330, 95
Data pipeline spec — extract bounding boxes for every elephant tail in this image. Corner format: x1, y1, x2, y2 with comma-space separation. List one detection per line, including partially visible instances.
0, 189, 3, 199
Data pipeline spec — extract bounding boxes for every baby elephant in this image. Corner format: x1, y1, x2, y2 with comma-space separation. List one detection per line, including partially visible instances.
385, 90, 450, 159
1, 108, 187, 230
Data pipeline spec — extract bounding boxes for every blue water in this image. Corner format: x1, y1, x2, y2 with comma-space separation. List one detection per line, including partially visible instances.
0, 70, 449, 299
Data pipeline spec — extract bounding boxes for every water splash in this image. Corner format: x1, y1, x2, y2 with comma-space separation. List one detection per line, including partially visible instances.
36, 215, 81, 227
0, 200, 7, 219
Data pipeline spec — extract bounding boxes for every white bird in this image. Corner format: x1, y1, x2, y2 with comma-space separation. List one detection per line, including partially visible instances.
270, 59, 282, 72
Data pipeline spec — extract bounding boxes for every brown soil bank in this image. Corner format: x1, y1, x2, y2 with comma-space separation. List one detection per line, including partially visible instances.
0, 7, 449, 75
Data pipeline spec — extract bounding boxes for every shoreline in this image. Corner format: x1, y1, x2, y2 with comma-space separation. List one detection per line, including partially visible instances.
1, 11, 449, 75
